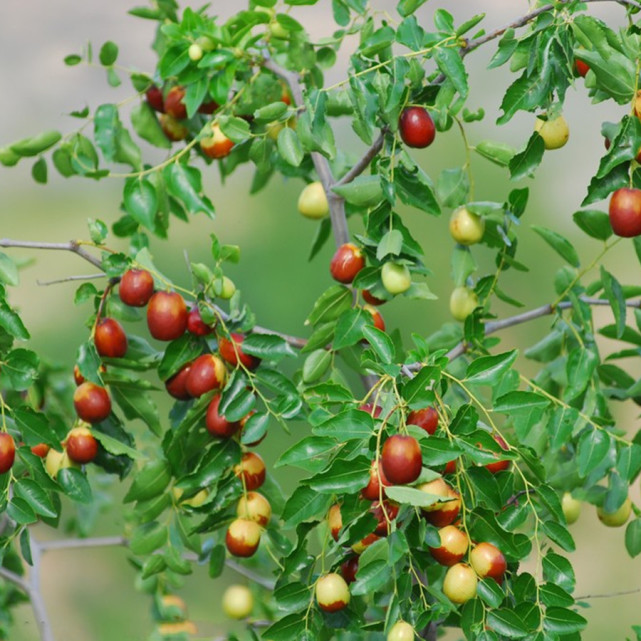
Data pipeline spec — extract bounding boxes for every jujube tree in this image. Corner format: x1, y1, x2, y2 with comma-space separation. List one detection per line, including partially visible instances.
0, 1, 640, 640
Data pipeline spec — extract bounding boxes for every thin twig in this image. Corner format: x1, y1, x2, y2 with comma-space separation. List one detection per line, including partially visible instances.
0, 565, 30, 593
38, 536, 127, 552
222, 559, 276, 591
29, 539, 55, 641
0, 238, 103, 270
333, 130, 387, 188
575, 587, 641, 600
37, 273, 106, 286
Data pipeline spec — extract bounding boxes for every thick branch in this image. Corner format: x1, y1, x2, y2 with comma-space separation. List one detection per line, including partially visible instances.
0, 238, 103, 270
262, 59, 350, 248
0, 565, 30, 593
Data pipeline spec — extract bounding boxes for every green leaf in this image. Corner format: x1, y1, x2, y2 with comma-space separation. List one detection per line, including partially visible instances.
218, 115, 251, 143
436, 168, 469, 209
572, 209, 613, 241
332, 175, 383, 207
542, 551, 575, 593
4, 349, 39, 390
541, 521, 575, 552
543, 607, 587, 635
99, 41, 119, 66
397, 0, 428, 17
625, 518, 641, 558
57, 468, 92, 503
0, 252, 19, 286
302, 349, 332, 383
509, 132, 545, 181
475, 140, 516, 167
31, 157, 47, 184
157, 334, 203, 381
333, 308, 368, 349
385, 485, 445, 508
123, 177, 157, 229
312, 409, 374, 441
13, 479, 57, 518
276, 436, 338, 473
531, 225, 580, 267
7, 497, 37, 525
164, 164, 215, 218
130, 103, 171, 149
129, 521, 168, 555
376, 229, 404, 260
241, 333, 298, 360
10, 130, 61, 157
0, 299, 29, 339
434, 46, 468, 98
466, 350, 517, 385
307, 455, 371, 493
577, 429, 611, 477
395, 164, 441, 215
486, 608, 529, 639
362, 326, 394, 363
277, 127, 304, 166
601, 267, 626, 339
565, 348, 598, 401
111, 386, 161, 436
281, 485, 333, 528
124, 460, 171, 503
477, 578, 504, 609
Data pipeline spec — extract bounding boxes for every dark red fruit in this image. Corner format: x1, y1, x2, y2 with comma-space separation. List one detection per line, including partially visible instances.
73, 363, 106, 386
198, 100, 219, 115
119, 269, 155, 307
371, 500, 399, 536
31, 443, 50, 458
359, 403, 382, 418
362, 289, 386, 306
219, 333, 261, 370
94, 318, 128, 358
575, 59, 589, 77
361, 460, 390, 501
165, 363, 192, 400
0, 434, 15, 474
330, 243, 365, 284
485, 434, 510, 474
381, 434, 422, 485
73, 382, 111, 424
399, 106, 435, 148
147, 291, 188, 341
609, 187, 641, 237
234, 452, 266, 490
146, 85, 165, 113
65, 427, 98, 464
407, 406, 438, 435
340, 556, 359, 584
225, 518, 261, 558
164, 86, 187, 120
187, 306, 212, 336
206, 395, 240, 438
185, 354, 226, 398
363, 305, 385, 332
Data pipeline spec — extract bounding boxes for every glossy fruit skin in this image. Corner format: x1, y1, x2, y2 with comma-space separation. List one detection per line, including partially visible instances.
534, 115, 569, 150
381, 262, 411, 295
185, 354, 226, 397
222, 585, 253, 619
206, 394, 240, 437
597, 496, 632, 526
407, 407, 438, 435
328, 504, 343, 541
94, 318, 128, 358
119, 269, 154, 307
419, 479, 461, 527
73, 382, 111, 423
609, 188, 641, 237
200, 123, 235, 159
340, 556, 359, 584
315, 573, 350, 612
160, 114, 189, 142
381, 434, 423, 485
562, 492, 581, 525
429, 526, 469, 566
226, 518, 261, 557
399, 106, 435, 148
359, 403, 382, 418
387, 621, 415, 641
234, 452, 266, 490
188, 43, 203, 61
31, 443, 50, 458
450, 287, 478, 322
147, 291, 188, 341
575, 59, 590, 77
219, 333, 261, 370
470, 542, 507, 583
165, 363, 192, 400
330, 243, 365, 284
298, 181, 329, 219
361, 460, 390, 500
187, 306, 212, 336
352, 532, 380, 554
198, 99, 219, 115
65, 426, 98, 464
362, 289, 387, 306
145, 86, 165, 113
443, 563, 478, 604
485, 434, 510, 474
237, 491, 271, 526
0, 434, 15, 474
371, 500, 399, 536
364, 305, 385, 332
449, 207, 485, 245
164, 86, 187, 120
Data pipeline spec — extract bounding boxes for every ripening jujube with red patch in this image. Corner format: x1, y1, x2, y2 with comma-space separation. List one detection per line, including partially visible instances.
185, 354, 226, 398
186, 306, 212, 336
30, 443, 50, 458
225, 518, 261, 557
165, 363, 192, 400
94, 317, 128, 358
419, 479, 461, 527
328, 504, 343, 541
407, 406, 438, 435
236, 491, 271, 526
363, 305, 385, 332
484, 433, 510, 474
469, 542, 507, 584
0, 433, 16, 474
315, 573, 350, 613
119, 269, 155, 307
219, 333, 261, 370
340, 555, 359, 584
234, 452, 266, 490
65, 426, 98, 464
370, 500, 399, 536
73, 382, 112, 424
361, 460, 390, 501
381, 434, 423, 485
147, 291, 188, 341
429, 525, 469, 566
164, 86, 187, 119
330, 243, 365, 284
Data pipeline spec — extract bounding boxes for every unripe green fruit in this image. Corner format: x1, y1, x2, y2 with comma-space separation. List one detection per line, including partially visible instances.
597, 496, 631, 527
449, 207, 485, 245
220, 276, 236, 300
449, 287, 478, 321
188, 43, 203, 61
298, 181, 329, 219
562, 493, 581, 525
222, 584, 253, 619
388, 621, 415, 640
381, 262, 412, 295
535, 115, 569, 150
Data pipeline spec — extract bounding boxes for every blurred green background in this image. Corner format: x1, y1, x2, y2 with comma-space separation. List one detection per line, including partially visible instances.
0, 1, 640, 639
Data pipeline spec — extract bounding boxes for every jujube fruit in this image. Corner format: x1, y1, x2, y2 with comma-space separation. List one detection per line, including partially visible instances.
219, 333, 261, 370
381, 434, 422, 485
94, 318, 128, 358
315, 573, 350, 612
330, 243, 365, 284
119, 269, 154, 307
65, 426, 98, 464
399, 106, 435, 148
147, 291, 188, 341
0, 433, 15, 474
73, 382, 111, 423
206, 394, 240, 437
185, 354, 226, 398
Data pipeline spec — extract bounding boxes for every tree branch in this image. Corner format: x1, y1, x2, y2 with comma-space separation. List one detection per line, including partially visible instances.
262, 59, 350, 248
37, 273, 106, 286
0, 565, 30, 594
38, 535, 127, 551
334, 130, 387, 188
0, 238, 103, 270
